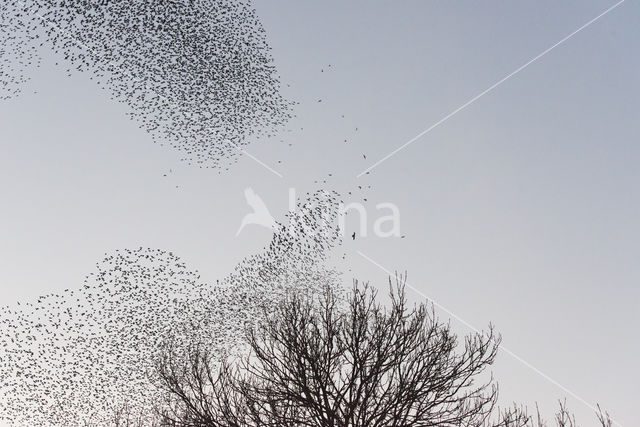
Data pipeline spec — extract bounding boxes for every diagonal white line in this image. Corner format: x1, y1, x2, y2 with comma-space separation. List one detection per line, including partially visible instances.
18, 0, 284, 179
228, 141, 284, 178
356, 250, 622, 427
357, 0, 625, 178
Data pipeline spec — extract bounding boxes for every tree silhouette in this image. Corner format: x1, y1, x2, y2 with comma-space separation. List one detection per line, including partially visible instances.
156, 276, 613, 427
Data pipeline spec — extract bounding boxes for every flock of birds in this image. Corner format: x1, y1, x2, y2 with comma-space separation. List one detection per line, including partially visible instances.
0, 1, 387, 425
0, 0, 292, 169
0, 4, 41, 101
0, 191, 345, 425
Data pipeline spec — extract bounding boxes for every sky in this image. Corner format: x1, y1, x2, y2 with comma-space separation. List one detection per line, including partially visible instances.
1, 0, 639, 425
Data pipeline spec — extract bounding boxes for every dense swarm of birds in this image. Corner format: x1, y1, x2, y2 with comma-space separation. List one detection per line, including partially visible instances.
0, 191, 344, 426
0, 1, 395, 424
0, 4, 41, 100
0, 0, 292, 168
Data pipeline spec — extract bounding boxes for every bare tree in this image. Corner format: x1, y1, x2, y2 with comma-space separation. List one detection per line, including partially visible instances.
158, 276, 501, 425
492, 401, 613, 427
156, 276, 614, 427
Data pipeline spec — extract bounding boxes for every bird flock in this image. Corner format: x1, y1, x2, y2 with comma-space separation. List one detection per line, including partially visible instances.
0, 2, 384, 425
0, 0, 292, 168
0, 191, 344, 425
0, 3, 41, 100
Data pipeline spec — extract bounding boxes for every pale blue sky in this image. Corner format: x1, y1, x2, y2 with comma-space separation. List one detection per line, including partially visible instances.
1, 1, 638, 424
